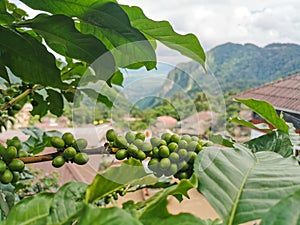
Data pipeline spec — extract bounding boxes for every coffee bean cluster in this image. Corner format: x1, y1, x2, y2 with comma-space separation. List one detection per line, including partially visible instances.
0, 138, 27, 184
106, 129, 212, 179
50, 132, 89, 167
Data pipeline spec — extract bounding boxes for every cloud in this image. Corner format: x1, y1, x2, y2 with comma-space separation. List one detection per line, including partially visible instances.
119, 0, 300, 51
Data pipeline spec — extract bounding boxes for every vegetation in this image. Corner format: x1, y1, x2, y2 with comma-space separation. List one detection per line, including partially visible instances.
129, 91, 240, 133
154, 42, 300, 104
0, 1, 300, 225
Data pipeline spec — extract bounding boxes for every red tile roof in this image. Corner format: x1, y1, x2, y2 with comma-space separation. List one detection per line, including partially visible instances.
234, 74, 300, 113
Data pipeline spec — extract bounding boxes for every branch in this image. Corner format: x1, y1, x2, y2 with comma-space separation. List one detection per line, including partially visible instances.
19, 146, 110, 164
0, 84, 38, 111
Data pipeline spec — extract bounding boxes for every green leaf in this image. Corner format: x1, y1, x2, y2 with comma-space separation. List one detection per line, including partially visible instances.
30, 92, 48, 117
0, 183, 15, 210
155, 214, 221, 225
80, 88, 113, 107
20, 126, 61, 154
5, 193, 54, 225
22, 0, 117, 15
137, 179, 196, 225
235, 98, 289, 133
78, 204, 142, 225
0, 193, 9, 217
110, 70, 123, 86
21, 0, 156, 70
21, 14, 113, 65
261, 189, 300, 225
0, 26, 64, 88
129, 175, 159, 187
86, 158, 149, 203
46, 89, 64, 117
208, 134, 235, 147
79, 3, 156, 70
230, 116, 271, 132
0, 183, 14, 217
0, 65, 9, 83
0, 1, 14, 25
245, 130, 293, 157
122, 5, 206, 68
47, 182, 87, 225
194, 146, 300, 225
20, 126, 45, 142
61, 61, 87, 82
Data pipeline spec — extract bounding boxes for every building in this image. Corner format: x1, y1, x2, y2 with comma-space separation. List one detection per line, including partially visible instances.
234, 73, 300, 139
234, 74, 300, 154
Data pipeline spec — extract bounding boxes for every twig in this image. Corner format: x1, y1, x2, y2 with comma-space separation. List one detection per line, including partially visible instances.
19, 146, 110, 164
0, 84, 38, 111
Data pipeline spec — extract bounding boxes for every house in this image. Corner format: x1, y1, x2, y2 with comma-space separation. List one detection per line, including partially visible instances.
234, 73, 300, 138
156, 116, 178, 128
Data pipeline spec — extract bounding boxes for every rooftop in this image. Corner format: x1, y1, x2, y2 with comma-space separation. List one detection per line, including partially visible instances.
234, 74, 300, 113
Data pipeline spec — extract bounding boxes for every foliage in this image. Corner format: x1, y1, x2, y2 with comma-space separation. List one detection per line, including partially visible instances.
2, 98, 299, 225
1, 160, 211, 225
234, 98, 289, 133
195, 145, 300, 225
0, 0, 205, 130
203, 98, 300, 225
15, 168, 60, 200
245, 130, 293, 157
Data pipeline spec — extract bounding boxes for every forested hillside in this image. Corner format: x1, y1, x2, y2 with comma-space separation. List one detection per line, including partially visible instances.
158, 42, 300, 98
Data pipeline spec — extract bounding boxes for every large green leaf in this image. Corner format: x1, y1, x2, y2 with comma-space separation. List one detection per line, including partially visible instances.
21, 0, 156, 70
77, 205, 142, 225
21, 14, 113, 65
235, 98, 289, 133
81, 2, 156, 70
47, 182, 87, 225
22, 0, 117, 15
0, 26, 64, 88
86, 158, 151, 203
5, 193, 54, 225
46, 89, 64, 117
122, 5, 206, 68
245, 130, 293, 157
195, 146, 300, 225
261, 189, 300, 225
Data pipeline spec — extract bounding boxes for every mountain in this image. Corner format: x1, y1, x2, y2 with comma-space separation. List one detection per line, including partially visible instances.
157, 43, 300, 100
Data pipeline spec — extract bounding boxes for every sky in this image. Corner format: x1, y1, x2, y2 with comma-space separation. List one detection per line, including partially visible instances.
119, 0, 300, 51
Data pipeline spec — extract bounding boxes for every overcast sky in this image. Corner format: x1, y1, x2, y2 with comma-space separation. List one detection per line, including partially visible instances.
119, 0, 300, 51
